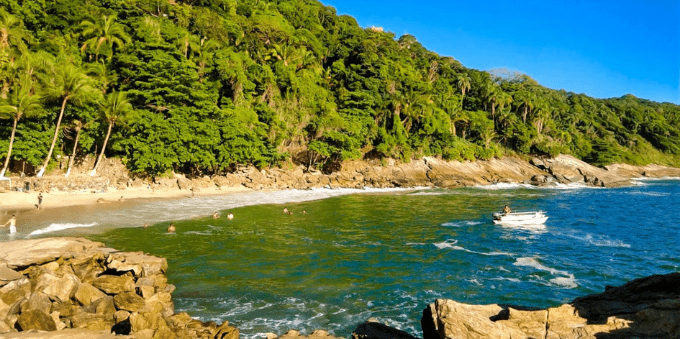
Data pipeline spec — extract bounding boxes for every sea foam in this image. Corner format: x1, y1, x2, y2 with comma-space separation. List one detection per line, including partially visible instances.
29, 222, 98, 236
514, 257, 577, 289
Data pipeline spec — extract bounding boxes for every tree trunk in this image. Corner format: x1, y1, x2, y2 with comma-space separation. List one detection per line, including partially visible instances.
0, 118, 18, 177
91, 121, 113, 176
65, 127, 82, 178
38, 95, 69, 177
522, 105, 528, 124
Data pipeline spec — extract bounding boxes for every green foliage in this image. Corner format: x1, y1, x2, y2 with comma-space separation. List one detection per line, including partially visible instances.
0, 0, 679, 177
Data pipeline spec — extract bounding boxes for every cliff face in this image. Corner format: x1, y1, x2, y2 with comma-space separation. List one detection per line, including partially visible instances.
0, 238, 238, 339
421, 273, 680, 339
3, 155, 679, 195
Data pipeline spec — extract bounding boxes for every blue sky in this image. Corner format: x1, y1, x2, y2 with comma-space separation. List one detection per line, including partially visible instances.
321, 1, 679, 104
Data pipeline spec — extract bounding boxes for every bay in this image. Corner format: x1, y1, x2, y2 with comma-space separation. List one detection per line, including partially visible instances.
7, 179, 680, 338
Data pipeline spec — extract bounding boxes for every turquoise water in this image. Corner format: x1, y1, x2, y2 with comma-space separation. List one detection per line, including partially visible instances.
8, 180, 680, 338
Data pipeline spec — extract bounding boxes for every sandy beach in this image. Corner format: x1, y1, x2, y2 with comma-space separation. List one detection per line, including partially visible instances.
0, 181, 253, 211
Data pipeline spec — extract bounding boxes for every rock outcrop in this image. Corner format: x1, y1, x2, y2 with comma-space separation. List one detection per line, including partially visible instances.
352, 319, 419, 339
0, 238, 238, 338
422, 272, 680, 339
3, 154, 679, 194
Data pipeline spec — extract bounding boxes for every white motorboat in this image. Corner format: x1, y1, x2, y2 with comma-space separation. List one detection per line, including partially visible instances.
492, 211, 548, 225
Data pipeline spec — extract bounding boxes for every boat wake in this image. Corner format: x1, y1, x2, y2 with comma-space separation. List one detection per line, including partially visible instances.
514, 257, 577, 288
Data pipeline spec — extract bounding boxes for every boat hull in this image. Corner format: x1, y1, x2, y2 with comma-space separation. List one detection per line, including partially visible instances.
492, 212, 548, 226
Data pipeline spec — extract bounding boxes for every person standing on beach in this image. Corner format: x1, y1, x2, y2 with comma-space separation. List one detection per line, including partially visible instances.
167, 223, 176, 233
37, 193, 43, 209
2, 215, 17, 234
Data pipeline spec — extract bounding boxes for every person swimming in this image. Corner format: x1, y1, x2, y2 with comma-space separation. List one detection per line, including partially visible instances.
227, 212, 234, 220
167, 223, 176, 233
2, 215, 17, 234
283, 207, 289, 213
212, 211, 220, 219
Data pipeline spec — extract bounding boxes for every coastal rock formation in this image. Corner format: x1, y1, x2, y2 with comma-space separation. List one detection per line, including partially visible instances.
352, 319, 419, 339
421, 272, 680, 339
534, 154, 631, 187
0, 238, 238, 339
3, 154, 678, 196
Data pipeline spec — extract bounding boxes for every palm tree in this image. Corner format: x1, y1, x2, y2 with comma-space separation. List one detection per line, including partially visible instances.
514, 90, 535, 124
0, 9, 28, 57
484, 83, 499, 126
0, 75, 42, 177
90, 91, 132, 176
176, 31, 200, 60
37, 63, 93, 177
64, 119, 87, 177
0, 9, 30, 98
79, 15, 130, 62
495, 92, 513, 131
456, 73, 471, 98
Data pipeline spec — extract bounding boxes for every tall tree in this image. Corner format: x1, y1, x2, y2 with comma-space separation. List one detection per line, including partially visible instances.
90, 91, 133, 176
37, 63, 93, 177
64, 119, 87, 177
0, 75, 42, 177
514, 90, 535, 124
0, 9, 29, 98
79, 15, 130, 62
456, 73, 471, 98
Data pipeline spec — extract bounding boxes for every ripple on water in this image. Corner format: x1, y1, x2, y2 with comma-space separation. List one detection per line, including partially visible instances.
76, 180, 680, 339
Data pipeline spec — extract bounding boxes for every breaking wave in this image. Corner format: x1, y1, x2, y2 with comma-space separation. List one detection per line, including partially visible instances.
29, 222, 98, 236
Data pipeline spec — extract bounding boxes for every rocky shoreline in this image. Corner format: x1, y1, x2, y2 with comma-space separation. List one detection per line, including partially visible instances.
0, 238, 678, 339
3, 155, 680, 203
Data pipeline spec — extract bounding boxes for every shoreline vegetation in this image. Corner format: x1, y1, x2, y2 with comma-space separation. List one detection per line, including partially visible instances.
1, 0, 680, 188
2, 154, 680, 214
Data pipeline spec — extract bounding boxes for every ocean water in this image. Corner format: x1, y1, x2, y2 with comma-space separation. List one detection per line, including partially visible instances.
3, 179, 679, 338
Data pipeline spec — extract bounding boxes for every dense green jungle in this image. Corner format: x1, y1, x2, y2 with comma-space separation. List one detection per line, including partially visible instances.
1, 0, 679, 178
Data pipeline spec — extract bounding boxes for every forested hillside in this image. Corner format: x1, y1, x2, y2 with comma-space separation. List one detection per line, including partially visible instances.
1, 0, 679, 177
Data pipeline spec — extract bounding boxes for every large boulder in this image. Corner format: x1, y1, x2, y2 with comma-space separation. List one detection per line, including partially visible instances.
353, 319, 418, 339
22, 292, 52, 314
0, 238, 104, 269
540, 154, 630, 187
34, 273, 79, 303
74, 282, 106, 306
106, 252, 167, 277
92, 275, 135, 295
113, 292, 146, 313
17, 310, 57, 331
422, 273, 680, 339
0, 267, 22, 287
